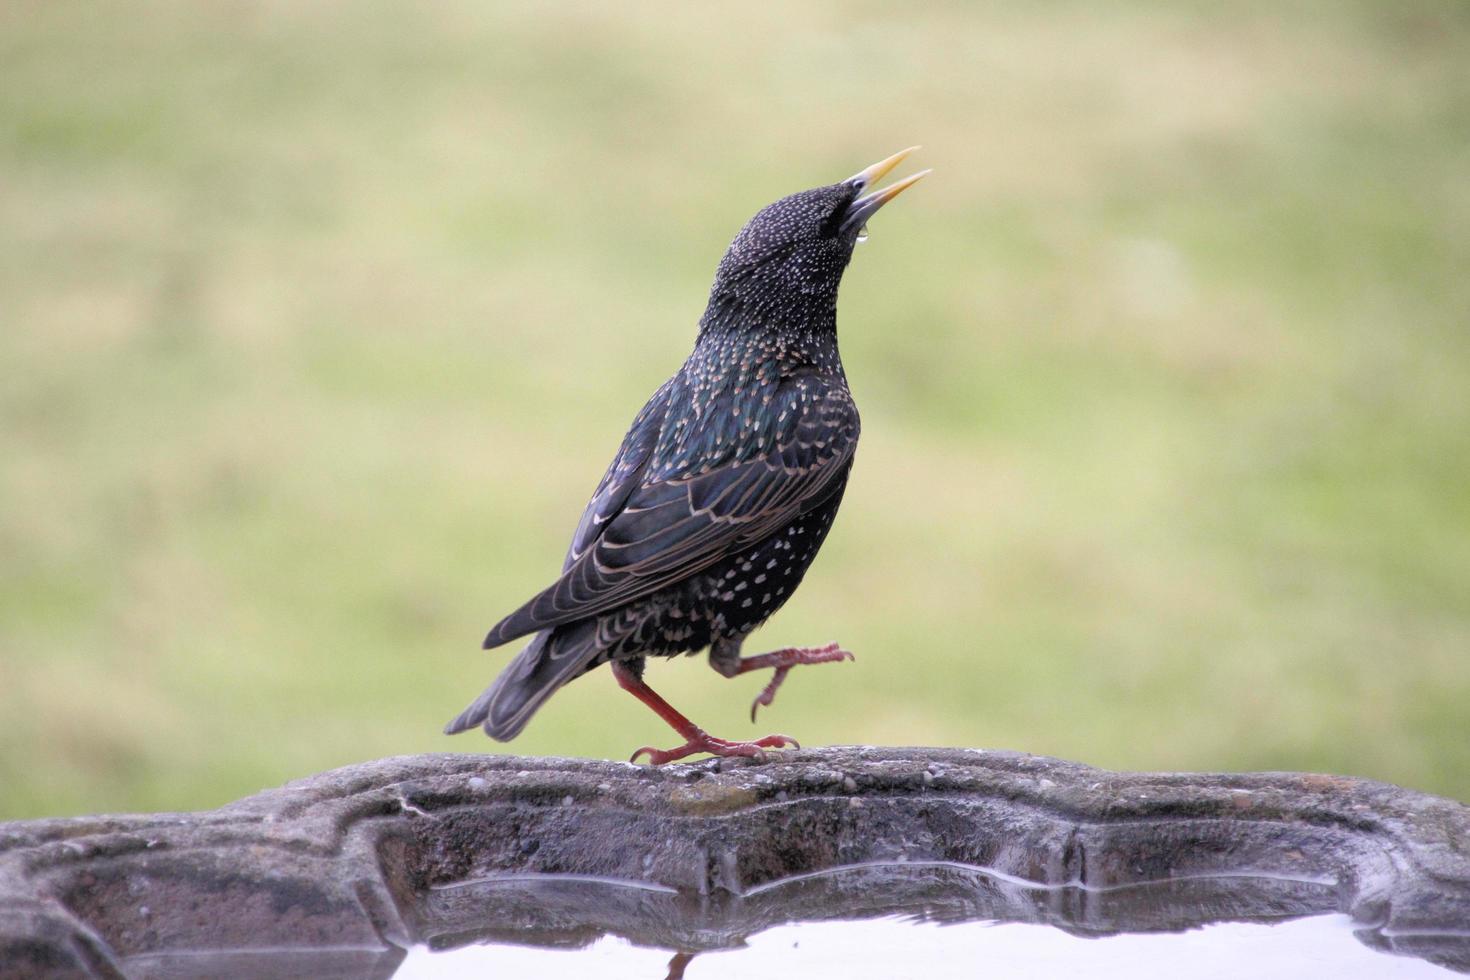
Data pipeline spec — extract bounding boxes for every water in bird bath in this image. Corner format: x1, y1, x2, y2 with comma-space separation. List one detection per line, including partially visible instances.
393, 861, 1469, 979
393, 914, 1456, 979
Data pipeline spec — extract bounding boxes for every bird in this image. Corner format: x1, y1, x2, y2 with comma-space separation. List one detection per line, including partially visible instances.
445, 148, 929, 764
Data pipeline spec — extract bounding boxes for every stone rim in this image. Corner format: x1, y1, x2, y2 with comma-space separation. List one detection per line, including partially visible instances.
1, 747, 1467, 977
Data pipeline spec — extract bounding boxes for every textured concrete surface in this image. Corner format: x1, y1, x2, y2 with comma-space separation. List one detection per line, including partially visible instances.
2, 747, 1467, 978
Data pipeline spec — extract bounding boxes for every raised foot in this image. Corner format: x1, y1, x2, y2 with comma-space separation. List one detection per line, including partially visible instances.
630, 730, 800, 766
747, 642, 855, 721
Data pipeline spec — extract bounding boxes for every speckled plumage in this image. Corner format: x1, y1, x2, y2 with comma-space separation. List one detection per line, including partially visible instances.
446, 153, 927, 759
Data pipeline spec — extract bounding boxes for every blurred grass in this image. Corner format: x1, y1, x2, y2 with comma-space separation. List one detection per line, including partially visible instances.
2, 1, 1467, 818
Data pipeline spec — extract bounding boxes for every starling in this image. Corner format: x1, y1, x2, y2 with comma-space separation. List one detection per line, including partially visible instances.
445, 149, 929, 764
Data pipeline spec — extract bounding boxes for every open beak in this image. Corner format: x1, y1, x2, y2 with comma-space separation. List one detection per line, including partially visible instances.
841, 146, 931, 233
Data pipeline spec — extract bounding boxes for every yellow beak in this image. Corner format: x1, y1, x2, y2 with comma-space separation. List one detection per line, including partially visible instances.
842, 147, 930, 232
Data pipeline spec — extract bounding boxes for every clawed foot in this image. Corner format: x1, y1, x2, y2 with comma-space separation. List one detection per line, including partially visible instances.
746, 642, 855, 720
630, 729, 800, 766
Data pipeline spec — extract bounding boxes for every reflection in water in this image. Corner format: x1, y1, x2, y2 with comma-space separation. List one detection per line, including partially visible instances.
393, 914, 1459, 979
108, 860, 1470, 978
664, 950, 695, 979
399, 862, 1468, 978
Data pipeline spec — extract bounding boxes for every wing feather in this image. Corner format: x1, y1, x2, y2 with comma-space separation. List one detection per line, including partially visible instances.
560, 381, 671, 571
483, 376, 858, 649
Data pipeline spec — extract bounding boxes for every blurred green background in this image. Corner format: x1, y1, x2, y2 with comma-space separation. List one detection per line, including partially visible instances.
3, 1, 1468, 820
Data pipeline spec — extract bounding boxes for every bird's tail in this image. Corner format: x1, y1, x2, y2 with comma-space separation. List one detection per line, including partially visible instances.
443, 620, 600, 741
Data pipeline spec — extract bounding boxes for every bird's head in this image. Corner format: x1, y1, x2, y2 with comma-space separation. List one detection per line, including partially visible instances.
703, 148, 929, 332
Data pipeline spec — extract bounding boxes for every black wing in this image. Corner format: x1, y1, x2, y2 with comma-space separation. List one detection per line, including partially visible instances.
483, 375, 858, 649
560, 380, 672, 574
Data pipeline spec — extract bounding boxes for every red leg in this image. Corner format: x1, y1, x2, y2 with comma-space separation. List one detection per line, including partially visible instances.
612, 661, 799, 765
737, 642, 855, 720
